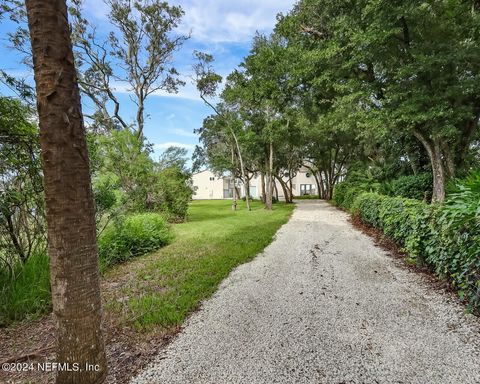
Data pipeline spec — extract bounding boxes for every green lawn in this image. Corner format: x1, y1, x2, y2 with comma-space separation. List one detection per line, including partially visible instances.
105, 200, 295, 331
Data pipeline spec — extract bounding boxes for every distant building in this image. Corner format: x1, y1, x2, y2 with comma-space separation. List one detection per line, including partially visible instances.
191, 168, 317, 200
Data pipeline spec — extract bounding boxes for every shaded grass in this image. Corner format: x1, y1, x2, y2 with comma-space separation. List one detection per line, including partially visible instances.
293, 195, 321, 200
105, 200, 295, 331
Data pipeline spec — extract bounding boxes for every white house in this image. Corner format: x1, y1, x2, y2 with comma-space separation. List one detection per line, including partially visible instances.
191, 169, 317, 200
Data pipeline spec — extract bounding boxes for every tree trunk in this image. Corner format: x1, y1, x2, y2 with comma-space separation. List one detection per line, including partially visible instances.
5, 213, 27, 264
231, 149, 237, 211
25, 1, 107, 383
260, 172, 266, 203
441, 141, 455, 179
286, 169, 295, 201
136, 96, 145, 140
304, 164, 321, 199
265, 141, 273, 210
231, 175, 237, 211
245, 175, 251, 203
431, 140, 446, 203
275, 175, 291, 203
230, 130, 250, 211
318, 171, 326, 200
413, 130, 446, 203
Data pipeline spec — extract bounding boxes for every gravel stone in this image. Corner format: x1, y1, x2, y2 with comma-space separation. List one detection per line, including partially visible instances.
131, 200, 480, 384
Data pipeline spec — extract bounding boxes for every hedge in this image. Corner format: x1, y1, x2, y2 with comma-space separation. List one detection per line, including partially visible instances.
334, 182, 480, 311
382, 173, 433, 201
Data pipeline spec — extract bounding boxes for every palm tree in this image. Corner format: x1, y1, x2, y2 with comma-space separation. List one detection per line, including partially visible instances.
25, 1, 107, 383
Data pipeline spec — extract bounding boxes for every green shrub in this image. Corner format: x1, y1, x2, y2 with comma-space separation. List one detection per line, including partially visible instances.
333, 183, 365, 210
351, 192, 385, 228
98, 213, 171, 270
153, 167, 192, 222
425, 176, 480, 308
343, 175, 479, 311
0, 252, 51, 326
382, 173, 433, 201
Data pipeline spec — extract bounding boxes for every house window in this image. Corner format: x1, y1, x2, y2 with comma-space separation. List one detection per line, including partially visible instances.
306, 172, 311, 178
209, 177, 215, 181
300, 184, 314, 196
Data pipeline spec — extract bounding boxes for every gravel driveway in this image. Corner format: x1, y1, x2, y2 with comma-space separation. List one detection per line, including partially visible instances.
131, 200, 480, 384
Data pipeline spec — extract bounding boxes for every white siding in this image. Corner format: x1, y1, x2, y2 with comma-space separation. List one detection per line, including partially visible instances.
192, 169, 317, 200
191, 170, 226, 200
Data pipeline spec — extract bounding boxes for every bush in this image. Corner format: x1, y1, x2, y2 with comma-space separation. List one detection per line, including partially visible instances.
98, 213, 171, 270
338, 177, 480, 312
333, 183, 366, 210
0, 252, 51, 326
152, 167, 192, 222
425, 176, 480, 308
382, 173, 433, 201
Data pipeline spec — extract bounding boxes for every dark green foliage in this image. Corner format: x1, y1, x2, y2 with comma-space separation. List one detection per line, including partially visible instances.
151, 146, 193, 222
0, 252, 51, 326
350, 192, 387, 229
382, 173, 433, 201
426, 173, 480, 309
332, 182, 356, 208
153, 167, 192, 222
98, 213, 172, 270
93, 132, 192, 222
337, 177, 480, 311
333, 172, 380, 210
0, 98, 45, 265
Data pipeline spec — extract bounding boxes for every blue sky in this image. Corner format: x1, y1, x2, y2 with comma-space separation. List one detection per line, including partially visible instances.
0, 0, 295, 161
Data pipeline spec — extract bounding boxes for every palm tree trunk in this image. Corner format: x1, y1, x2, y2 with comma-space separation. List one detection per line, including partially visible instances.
25, 1, 107, 383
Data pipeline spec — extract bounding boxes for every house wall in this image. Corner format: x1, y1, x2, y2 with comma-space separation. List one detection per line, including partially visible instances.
192, 170, 227, 200
242, 170, 317, 199
192, 169, 319, 201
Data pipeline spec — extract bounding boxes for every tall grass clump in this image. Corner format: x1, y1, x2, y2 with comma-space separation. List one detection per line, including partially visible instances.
0, 252, 51, 326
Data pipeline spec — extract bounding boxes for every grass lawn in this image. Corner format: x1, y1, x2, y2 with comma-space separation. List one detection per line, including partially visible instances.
104, 199, 295, 331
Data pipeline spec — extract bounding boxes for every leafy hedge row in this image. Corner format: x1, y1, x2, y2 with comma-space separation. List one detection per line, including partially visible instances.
334, 182, 480, 311
381, 173, 433, 201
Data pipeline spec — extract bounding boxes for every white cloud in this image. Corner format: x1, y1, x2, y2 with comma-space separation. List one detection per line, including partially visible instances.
83, 0, 296, 44
168, 128, 197, 137
151, 81, 201, 101
177, 0, 295, 43
155, 142, 196, 150
109, 78, 202, 101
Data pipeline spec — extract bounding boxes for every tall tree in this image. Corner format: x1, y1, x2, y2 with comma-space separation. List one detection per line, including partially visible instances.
70, 0, 188, 137
25, 1, 107, 383
193, 51, 251, 210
